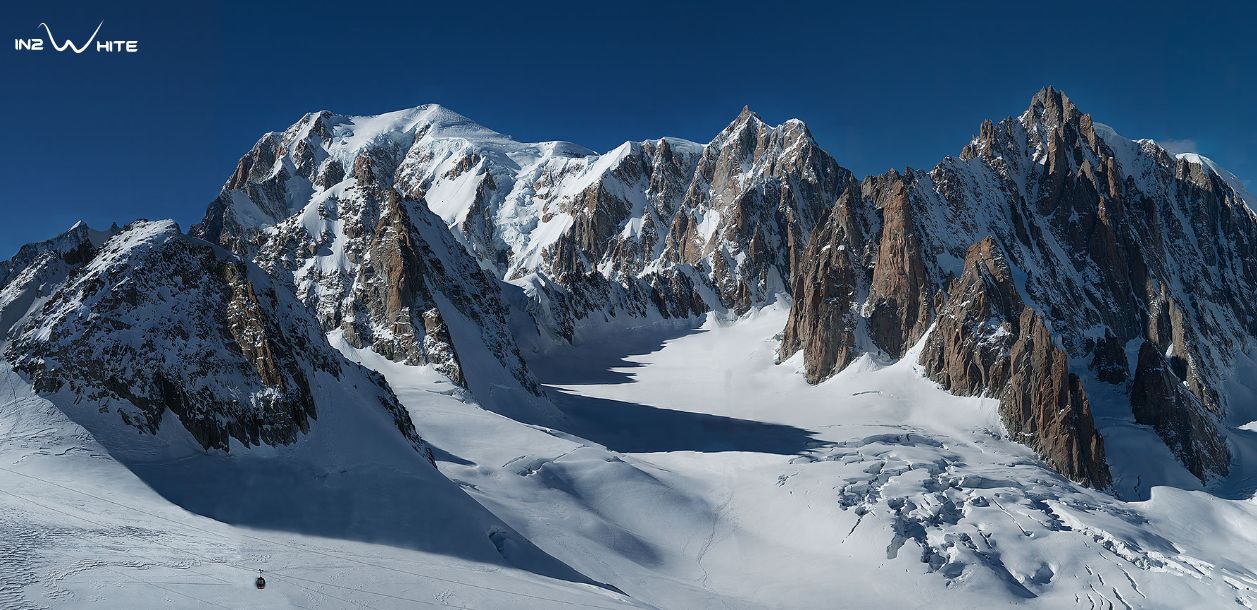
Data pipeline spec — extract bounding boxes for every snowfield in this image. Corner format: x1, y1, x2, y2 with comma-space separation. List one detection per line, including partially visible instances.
0, 359, 641, 610
6, 304, 1257, 608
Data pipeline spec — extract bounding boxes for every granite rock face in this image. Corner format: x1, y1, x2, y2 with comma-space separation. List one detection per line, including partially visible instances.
778, 185, 870, 383
864, 173, 935, 358
3, 221, 423, 453
781, 87, 1257, 486
666, 108, 853, 314
193, 110, 552, 421
919, 238, 1109, 487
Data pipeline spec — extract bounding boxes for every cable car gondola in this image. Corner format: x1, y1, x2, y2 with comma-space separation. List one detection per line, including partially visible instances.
255, 570, 266, 590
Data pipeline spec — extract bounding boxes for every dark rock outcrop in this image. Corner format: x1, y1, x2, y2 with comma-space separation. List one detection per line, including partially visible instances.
6, 221, 422, 453
782, 86, 1257, 487
919, 238, 1110, 487
1130, 341, 1230, 480
347, 190, 466, 384
864, 173, 935, 358
778, 186, 868, 382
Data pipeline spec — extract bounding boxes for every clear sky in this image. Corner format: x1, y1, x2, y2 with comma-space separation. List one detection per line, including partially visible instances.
1, 0, 1253, 257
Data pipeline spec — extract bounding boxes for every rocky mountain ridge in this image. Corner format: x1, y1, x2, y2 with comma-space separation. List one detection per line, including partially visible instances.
782, 87, 1256, 491
5, 86, 1254, 495
1, 220, 425, 454
193, 103, 855, 337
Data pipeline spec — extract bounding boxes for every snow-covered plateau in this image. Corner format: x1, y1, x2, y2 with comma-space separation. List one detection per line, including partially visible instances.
4, 87, 1257, 608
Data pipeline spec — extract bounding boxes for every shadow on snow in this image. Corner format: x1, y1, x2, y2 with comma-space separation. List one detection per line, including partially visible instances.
548, 388, 824, 455
531, 319, 822, 456
528, 321, 707, 386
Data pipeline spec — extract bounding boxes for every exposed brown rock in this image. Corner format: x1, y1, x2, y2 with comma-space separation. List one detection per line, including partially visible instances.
315, 157, 345, 189
222, 261, 287, 389
865, 174, 934, 357
779, 187, 867, 382
919, 238, 1110, 487
353, 190, 466, 384
663, 212, 702, 267
6, 222, 352, 452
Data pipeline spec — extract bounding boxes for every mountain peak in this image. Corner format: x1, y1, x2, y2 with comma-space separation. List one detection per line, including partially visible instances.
727, 105, 765, 129
1031, 84, 1062, 102
1023, 85, 1082, 131
336, 104, 505, 144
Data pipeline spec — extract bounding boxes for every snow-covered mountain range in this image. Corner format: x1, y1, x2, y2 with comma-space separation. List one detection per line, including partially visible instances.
5, 87, 1257, 608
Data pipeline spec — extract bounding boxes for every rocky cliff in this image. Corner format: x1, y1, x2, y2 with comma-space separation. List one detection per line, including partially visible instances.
194, 104, 856, 346
919, 238, 1109, 486
1129, 341, 1229, 480
193, 108, 556, 421
2, 220, 424, 454
778, 185, 871, 383
781, 87, 1257, 488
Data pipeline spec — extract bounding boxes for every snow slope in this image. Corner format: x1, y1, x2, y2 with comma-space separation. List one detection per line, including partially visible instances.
195, 101, 850, 347
0, 363, 643, 609
338, 305, 1257, 609
7, 298, 1257, 608
0, 221, 634, 609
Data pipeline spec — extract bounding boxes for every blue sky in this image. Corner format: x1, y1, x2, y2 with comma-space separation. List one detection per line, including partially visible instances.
1, 0, 1253, 257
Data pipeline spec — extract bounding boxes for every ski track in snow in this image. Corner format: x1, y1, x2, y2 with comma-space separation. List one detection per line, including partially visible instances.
6, 305, 1257, 608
